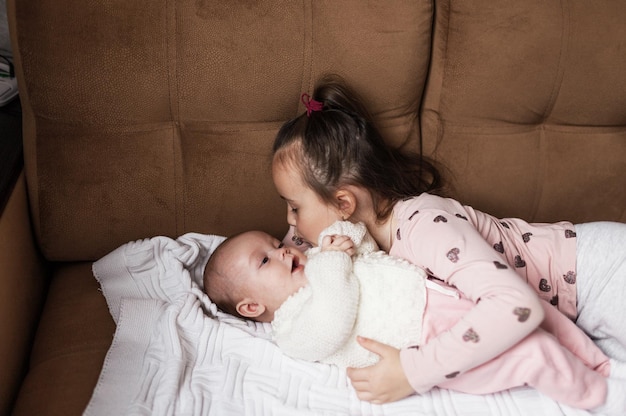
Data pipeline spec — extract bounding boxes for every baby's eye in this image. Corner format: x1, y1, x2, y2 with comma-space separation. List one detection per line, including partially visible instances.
290, 207, 298, 213
261, 256, 269, 265
278, 242, 284, 248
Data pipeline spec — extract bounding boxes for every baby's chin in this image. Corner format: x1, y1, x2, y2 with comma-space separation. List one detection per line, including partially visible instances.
291, 263, 307, 286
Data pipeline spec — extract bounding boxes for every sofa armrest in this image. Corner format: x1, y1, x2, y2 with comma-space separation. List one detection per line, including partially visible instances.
0, 171, 49, 415
0, 97, 23, 214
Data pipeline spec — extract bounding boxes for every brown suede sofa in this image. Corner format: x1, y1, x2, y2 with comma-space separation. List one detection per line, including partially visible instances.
3, 0, 625, 415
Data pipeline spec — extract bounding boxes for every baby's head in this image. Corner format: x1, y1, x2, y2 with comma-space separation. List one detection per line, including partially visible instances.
203, 230, 308, 323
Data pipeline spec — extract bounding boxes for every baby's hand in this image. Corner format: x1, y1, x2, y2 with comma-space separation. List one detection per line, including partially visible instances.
321, 234, 356, 256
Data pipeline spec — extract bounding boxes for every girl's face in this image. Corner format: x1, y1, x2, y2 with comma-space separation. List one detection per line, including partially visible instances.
272, 159, 343, 246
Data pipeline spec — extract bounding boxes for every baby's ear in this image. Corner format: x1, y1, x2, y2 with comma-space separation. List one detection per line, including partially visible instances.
236, 298, 265, 318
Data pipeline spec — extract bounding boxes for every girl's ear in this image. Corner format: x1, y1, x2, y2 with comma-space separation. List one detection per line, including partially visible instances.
334, 188, 357, 219
236, 298, 266, 318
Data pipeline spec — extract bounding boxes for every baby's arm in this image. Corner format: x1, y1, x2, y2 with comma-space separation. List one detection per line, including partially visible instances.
272, 249, 360, 362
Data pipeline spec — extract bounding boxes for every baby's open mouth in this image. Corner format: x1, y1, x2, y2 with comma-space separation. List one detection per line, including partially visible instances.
291, 256, 300, 272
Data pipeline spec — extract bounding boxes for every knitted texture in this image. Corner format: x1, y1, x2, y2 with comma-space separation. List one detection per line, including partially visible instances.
271, 250, 360, 361
272, 221, 427, 368
316, 220, 379, 254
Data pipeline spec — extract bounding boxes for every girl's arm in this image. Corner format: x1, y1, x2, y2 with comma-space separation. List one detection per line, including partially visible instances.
397, 209, 545, 394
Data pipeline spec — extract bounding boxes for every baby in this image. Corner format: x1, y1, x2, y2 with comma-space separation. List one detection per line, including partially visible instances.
204, 221, 623, 413
205, 221, 431, 367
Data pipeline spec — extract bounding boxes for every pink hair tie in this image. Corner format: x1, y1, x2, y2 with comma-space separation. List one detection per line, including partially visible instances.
301, 93, 323, 117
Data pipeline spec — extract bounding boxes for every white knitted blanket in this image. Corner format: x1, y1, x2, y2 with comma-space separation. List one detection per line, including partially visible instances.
84, 232, 590, 416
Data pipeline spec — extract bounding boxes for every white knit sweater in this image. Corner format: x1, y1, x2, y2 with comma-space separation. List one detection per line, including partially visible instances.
271, 221, 427, 368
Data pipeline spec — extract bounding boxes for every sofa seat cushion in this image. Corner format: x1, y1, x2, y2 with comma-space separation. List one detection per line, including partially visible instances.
12, 263, 114, 416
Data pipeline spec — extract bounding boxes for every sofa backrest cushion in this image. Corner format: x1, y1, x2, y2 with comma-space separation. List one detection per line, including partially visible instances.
11, 0, 626, 262
423, 0, 626, 222
10, 0, 433, 261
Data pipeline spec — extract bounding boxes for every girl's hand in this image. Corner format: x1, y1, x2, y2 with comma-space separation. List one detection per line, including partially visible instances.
346, 336, 415, 404
321, 234, 356, 256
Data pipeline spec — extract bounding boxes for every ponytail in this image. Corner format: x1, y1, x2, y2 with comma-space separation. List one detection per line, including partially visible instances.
273, 74, 443, 221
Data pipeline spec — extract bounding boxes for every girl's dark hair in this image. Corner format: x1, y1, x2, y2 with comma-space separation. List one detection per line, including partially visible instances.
272, 74, 443, 221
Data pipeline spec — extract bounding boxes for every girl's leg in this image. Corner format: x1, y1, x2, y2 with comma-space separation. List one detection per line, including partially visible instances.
575, 221, 626, 361
438, 330, 608, 410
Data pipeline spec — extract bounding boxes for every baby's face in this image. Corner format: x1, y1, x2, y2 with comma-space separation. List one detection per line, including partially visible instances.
230, 231, 308, 318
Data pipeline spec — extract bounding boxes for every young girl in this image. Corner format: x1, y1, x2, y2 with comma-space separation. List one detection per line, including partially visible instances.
203, 221, 618, 413
271, 75, 626, 408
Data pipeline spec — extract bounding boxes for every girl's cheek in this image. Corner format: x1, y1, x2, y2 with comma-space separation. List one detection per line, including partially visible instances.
286, 211, 295, 225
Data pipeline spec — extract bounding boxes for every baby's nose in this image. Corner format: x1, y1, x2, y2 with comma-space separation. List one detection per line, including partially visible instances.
273, 246, 289, 258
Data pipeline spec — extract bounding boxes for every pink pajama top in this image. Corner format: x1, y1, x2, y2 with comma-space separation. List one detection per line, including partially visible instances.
390, 193, 578, 394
